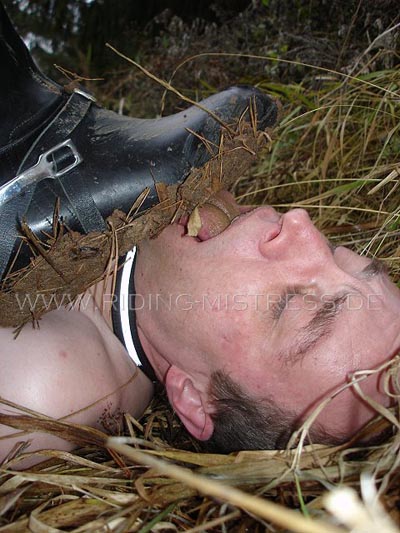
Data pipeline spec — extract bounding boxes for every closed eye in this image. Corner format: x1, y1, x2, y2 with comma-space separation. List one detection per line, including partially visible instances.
357, 257, 387, 280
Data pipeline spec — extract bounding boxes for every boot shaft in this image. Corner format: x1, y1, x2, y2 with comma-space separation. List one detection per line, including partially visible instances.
0, 2, 63, 148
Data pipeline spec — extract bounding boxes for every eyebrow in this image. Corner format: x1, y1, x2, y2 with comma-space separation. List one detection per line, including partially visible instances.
277, 292, 350, 367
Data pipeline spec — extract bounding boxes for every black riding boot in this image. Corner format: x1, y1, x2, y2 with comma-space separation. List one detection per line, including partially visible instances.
0, 3, 278, 281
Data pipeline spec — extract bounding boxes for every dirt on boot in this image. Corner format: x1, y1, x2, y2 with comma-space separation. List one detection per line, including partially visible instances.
0, 123, 271, 328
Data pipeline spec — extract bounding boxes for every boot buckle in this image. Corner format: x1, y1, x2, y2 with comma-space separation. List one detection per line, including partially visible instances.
0, 139, 82, 206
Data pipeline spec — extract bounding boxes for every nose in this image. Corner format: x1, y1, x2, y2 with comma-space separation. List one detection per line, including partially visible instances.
258, 208, 332, 265
282, 208, 314, 231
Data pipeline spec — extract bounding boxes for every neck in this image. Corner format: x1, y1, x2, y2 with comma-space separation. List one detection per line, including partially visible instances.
136, 325, 171, 383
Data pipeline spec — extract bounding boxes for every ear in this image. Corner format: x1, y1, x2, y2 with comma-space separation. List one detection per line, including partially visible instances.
165, 365, 214, 441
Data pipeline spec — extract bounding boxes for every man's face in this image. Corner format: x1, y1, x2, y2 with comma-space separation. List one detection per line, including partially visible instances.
136, 204, 400, 440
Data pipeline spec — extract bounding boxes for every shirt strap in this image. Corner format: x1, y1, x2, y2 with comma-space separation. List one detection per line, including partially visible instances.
112, 247, 157, 382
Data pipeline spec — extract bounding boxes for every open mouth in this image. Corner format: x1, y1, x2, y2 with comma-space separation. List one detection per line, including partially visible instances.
178, 192, 283, 243
178, 190, 242, 242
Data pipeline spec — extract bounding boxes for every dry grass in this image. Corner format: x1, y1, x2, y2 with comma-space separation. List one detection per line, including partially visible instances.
1, 57, 400, 531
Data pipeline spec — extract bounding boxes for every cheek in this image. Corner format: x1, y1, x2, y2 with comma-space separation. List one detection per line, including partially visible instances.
246, 337, 356, 415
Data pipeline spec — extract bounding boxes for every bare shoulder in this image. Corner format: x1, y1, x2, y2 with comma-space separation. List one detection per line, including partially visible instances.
0, 285, 154, 466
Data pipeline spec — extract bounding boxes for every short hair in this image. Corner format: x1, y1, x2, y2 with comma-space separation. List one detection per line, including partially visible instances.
205, 370, 296, 453
205, 370, 342, 453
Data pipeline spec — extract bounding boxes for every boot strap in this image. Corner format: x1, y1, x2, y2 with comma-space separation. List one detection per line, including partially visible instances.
0, 90, 106, 280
